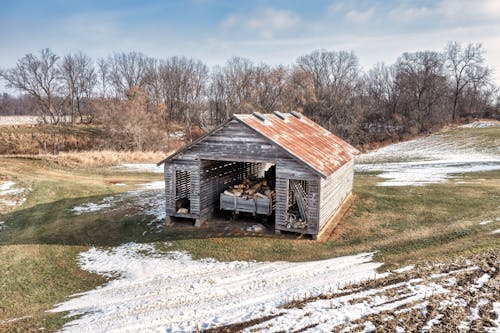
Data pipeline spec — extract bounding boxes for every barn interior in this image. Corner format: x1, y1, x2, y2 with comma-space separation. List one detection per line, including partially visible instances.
173, 160, 276, 223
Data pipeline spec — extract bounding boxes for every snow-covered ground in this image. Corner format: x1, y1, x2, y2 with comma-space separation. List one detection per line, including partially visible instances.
244, 256, 499, 332
0, 115, 39, 125
356, 121, 500, 186
116, 163, 164, 173
50, 243, 384, 332
49, 245, 499, 332
0, 180, 26, 210
460, 120, 500, 128
70, 163, 165, 220
70, 181, 165, 223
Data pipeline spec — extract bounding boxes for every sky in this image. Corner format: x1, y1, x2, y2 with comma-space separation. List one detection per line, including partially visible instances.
1, 0, 500, 87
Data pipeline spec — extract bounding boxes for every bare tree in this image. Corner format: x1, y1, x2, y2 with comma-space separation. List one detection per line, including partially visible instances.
158, 56, 208, 140
297, 49, 361, 138
0, 48, 62, 123
107, 52, 152, 99
208, 58, 293, 123
60, 51, 96, 123
396, 51, 447, 130
445, 42, 491, 120
96, 58, 110, 98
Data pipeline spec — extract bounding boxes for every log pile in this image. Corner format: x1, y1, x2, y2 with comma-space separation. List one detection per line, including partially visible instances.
223, 177, 275, 199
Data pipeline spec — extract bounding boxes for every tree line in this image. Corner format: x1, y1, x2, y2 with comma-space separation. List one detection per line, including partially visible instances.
0, 41, 498, 150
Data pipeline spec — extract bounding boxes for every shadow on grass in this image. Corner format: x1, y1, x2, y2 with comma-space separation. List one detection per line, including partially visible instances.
0, 194, 288, 248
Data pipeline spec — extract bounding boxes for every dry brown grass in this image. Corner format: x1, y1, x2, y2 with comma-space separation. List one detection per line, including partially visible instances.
54, 150, 170, 167
2, 150, 171, 168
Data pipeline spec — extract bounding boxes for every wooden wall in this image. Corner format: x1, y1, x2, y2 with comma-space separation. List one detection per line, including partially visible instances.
318, 159, 354, 230
164, 159, 200, 219
174, 119, 286, 162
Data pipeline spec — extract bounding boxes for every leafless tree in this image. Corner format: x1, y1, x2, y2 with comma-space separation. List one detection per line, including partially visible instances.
445, 42, 491, 120
60, 51, 96, 123
107, 52, 152, 99
0, 42, 498, 151
96, 58, 110, 98
208, 59, 294, 123
297, 50, 362, 138
158, 56, 208, 139
394, 51, 448, 132
0, 48, 63, 123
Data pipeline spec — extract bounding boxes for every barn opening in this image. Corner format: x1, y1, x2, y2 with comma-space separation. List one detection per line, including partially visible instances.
200, 160, 276, 221
286, 179, 310, 229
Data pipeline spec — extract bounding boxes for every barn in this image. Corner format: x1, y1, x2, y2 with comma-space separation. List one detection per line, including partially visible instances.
158, 111, 359, 239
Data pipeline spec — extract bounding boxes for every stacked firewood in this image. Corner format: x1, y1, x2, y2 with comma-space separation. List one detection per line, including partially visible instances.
223, 178, 275, 199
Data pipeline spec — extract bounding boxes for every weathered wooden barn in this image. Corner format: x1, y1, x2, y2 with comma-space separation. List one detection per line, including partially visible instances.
158, 111, 359, 239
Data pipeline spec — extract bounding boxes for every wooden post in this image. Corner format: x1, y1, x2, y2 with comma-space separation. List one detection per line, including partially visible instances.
165, 216, 173, 226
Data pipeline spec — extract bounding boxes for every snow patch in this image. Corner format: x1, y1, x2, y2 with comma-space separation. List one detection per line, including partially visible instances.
118, 164, 163, 173
50, 244, 383, 332
394, 265, 414, 273
69, 181, 165, 222
137, 181, 164, 190
71, 201, 114, 215
356, 159, 500, 186
0, 181, 23, 195
356, 126, 500, 186
0, 180, 25, 209
421, 313, 443, 332
485, 302, 500, 333
460, 121, 500, 128
474, 274, 490, 288
245, 280, 449, 332
459, 298, 490, 330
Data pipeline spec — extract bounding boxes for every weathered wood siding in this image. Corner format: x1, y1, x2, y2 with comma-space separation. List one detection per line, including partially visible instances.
175, 119, 288, 162
164, 159, 200, 218
318, 159, 354, 230
275, 158, 320, 234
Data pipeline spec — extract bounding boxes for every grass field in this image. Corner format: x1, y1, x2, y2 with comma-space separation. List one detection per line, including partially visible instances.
0, 124, 499, 332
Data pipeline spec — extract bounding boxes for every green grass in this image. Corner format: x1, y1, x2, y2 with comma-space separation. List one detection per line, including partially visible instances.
0, 245, 106, 333
0, 158, 162, 332
0, 125, 499, 332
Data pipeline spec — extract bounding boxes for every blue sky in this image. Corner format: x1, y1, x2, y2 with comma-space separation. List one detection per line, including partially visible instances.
1, 0, 500, 83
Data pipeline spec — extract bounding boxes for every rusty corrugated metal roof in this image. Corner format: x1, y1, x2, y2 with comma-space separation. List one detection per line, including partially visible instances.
235, 112, 359, 178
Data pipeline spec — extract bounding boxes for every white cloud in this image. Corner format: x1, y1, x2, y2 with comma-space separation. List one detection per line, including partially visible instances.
388, 0, 500, 24
328, 0, 346, 14
388, 5, 434, 23
344, 7, 375, 23
220, 7, 300, 39
439, 0, 500, 20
